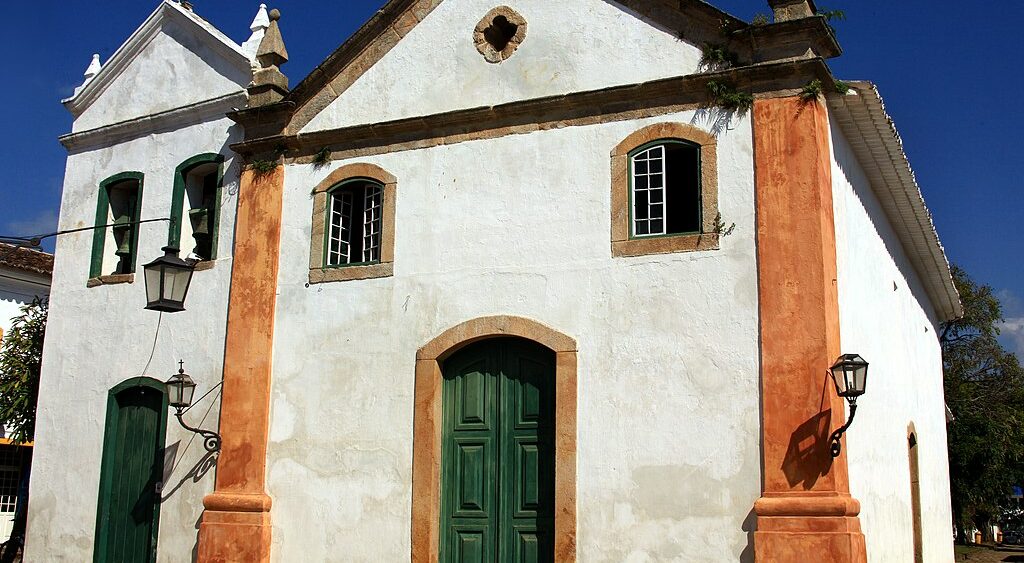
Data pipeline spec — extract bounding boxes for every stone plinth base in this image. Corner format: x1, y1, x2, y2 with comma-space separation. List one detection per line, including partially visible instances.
197, 492, 273, 563
754, 494, 866, 563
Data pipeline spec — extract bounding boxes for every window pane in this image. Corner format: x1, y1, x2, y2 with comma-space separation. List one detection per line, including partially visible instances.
664, 142, 701, 235
327, 190, 354, 265
362, 185, 383, 263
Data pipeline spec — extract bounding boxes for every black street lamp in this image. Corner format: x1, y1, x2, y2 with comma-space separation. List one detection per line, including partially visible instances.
827, 354, 869, 458
143, 246, 195, 313
164, 361, 221, 452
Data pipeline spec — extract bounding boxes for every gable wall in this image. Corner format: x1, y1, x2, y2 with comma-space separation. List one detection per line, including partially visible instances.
25, 116, 242, 562
73, 17, 250, 133
301, 0, 705, 133
830, 118, 955, 562
267, 110, 761, 561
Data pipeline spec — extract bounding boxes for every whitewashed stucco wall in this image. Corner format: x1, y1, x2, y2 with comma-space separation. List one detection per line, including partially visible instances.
301, 0, 704, 133
831, 120, 955, 563
268, 110, 761, 562
25, 116, 242, 562
73, 20, 251, 133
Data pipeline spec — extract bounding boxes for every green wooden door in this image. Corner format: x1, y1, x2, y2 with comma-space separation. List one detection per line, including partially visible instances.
94, 380, 168, 563
440, 338, 555, 563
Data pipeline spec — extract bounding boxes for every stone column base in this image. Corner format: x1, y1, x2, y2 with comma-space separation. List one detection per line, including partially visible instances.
754, 493, 866, 563
197, 492, 273, 563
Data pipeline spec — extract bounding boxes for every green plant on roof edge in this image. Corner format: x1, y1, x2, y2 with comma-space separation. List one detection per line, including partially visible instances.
706, 81, 754, 113
312, 147, 332, 170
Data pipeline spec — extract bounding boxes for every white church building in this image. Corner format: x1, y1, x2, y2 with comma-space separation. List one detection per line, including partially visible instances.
27, 1, 960, 562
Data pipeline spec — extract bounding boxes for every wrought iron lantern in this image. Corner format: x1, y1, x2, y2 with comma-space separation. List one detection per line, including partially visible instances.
143, 246, 195, 313
164, 361, 221, 452
827, 354, 869, 458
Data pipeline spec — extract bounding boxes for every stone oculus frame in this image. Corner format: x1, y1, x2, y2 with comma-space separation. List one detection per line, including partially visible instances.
473, 6, 527, 64
308, 162, 397, 283
610, 122, 719, 257
412, 316, 578, 563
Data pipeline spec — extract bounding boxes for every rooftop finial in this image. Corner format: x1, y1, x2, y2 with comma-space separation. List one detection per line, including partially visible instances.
73, 54, 103, 97
248, 7, 289, 107
242, 4, 270, 58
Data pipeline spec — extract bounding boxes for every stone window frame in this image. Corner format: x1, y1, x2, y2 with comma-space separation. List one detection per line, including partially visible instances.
309, 163, 396, 284
611, 123, 719, 257
473, 6, 528, 63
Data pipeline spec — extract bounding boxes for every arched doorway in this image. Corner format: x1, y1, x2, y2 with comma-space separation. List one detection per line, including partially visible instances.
412, 316, 577, 563
93, 378, 168, 563
440, 338, 556, 562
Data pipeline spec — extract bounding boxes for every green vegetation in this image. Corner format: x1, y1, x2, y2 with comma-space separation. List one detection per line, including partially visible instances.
818, 7, 846, 34
800, 79, 824, 101
943, 266, 1024, 543
833, 79, 852, 95
751, 13, 770, 27
0, 298, 47, 444
713, 213, 736, 237
249, 158, 279, 176
700, 43, 739, 70
706, 81, 754, 112
312, 147, 331, 170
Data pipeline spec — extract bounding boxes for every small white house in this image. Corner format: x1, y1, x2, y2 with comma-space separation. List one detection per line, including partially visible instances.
27, 1, 960, 562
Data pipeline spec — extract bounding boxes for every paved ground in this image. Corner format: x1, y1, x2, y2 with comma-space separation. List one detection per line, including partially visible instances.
956, 545, 1024, 562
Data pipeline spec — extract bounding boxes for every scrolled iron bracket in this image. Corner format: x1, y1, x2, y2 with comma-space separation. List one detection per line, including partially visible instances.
174, 410, 222, 453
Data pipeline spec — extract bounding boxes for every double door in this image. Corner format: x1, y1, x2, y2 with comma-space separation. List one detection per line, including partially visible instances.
440, 338, 556, 563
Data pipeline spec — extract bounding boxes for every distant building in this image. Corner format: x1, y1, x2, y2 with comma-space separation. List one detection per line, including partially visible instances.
0, 242, 52, 541
28, 1, 961, 562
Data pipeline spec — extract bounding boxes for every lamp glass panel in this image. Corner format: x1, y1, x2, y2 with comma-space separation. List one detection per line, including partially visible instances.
853, 364, 868, 394
180, 379, 196, 406
831, 366, 847, 395
162, 267, 178, 300
144, 266, 163, 304
168, 267, 193, 302
167, 379, 184, 406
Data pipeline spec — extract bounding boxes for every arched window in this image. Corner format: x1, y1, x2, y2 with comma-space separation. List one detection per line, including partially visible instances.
309, 163, 397, 283
629, 140, 702, 237
89, 172, 144, 283
611, 123, 719, 257
170, 154, 225, 264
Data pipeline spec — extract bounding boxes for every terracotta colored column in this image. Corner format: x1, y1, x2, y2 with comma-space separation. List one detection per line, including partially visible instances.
752, 97, 866, 562
197, 166, 284, 563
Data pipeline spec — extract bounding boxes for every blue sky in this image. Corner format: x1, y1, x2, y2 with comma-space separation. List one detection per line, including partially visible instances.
2, 1, 1022, 355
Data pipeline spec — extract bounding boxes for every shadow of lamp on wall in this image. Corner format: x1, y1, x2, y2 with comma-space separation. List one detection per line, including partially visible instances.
165, 361, 222, 453
828, 354, 870, 458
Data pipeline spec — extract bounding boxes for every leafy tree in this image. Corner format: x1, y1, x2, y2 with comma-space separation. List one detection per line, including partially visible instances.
0, 298, 47, 444
942, 266, 1024, 542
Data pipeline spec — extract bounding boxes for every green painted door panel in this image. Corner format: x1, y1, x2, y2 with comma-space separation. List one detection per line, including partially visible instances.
94, 382, 167, 563
441, 338, 555, 563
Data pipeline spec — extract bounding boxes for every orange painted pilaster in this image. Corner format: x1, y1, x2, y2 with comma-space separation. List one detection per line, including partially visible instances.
196, 166, 284, 563
752, 97, 866, 562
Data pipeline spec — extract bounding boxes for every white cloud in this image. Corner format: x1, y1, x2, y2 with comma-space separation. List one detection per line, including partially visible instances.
997, 288, 1023, 316
999, 317, 1024, 360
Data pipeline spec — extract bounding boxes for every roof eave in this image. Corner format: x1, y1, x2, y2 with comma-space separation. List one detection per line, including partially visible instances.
826, 82, 963, 321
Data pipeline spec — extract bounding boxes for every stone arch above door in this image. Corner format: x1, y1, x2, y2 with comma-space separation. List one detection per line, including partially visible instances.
412, 316, 577, 562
